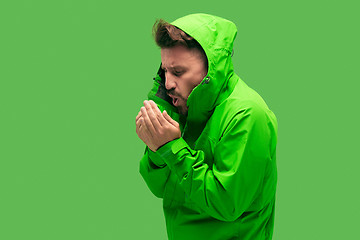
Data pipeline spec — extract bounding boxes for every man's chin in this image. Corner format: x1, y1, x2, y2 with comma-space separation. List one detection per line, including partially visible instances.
177, 106, 188, 117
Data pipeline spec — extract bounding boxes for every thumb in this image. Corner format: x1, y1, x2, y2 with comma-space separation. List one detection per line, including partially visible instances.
163, 110, 178, 127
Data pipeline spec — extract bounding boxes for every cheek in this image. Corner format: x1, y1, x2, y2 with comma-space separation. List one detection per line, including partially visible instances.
181, 76, 198, 96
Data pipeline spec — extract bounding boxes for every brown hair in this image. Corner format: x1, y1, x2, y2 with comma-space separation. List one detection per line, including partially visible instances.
152, 19, 208, 66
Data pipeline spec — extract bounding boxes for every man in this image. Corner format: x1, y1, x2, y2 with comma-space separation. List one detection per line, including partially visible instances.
135, 13, 278, 240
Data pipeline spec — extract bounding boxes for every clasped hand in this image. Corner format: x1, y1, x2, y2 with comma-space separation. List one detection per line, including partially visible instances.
135, 100, 181, 152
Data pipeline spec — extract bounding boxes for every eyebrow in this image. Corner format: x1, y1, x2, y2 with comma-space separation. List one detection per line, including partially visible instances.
161, 65, 186, 71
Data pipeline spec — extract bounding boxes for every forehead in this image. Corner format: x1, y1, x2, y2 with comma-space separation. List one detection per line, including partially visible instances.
160, 45, 201, 68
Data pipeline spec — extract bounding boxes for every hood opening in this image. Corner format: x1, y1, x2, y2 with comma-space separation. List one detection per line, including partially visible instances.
154, 64, 173, 107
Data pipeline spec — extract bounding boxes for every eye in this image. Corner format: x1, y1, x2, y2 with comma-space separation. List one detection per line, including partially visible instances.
173, 71, 183, 76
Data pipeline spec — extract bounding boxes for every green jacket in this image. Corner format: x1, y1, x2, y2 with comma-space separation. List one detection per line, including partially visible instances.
139, 13, 278, 240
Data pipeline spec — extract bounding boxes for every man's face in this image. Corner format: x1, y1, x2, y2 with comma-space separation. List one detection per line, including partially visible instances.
161, 45, 208, 116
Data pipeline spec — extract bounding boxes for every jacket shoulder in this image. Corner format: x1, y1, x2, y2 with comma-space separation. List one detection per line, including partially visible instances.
210, 80, 276, 140
214, 85, 270, 125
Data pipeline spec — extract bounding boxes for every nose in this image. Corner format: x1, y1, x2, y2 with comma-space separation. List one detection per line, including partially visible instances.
165, 72, 176, 91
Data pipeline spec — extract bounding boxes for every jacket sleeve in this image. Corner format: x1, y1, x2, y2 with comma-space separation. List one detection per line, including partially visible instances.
139, 146, 171, 199
149, 106, 275, 221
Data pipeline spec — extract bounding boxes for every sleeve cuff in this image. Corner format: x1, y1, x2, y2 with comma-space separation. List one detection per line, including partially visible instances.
152, 137, 190, 166
148, 147, 167, 167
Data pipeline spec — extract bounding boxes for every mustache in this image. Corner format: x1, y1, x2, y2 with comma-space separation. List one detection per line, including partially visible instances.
166, 89, 180, 97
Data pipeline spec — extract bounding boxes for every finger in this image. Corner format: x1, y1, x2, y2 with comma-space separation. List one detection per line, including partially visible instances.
136, 116, 142, 135
136, 115, 142, 128
136, 115, 142, 129
136, 113, 143, 126
137, 116, 149, 132
141, 106, 156, 133
163, 110, 179, 127
136, 111, 142, 122
136, 117, 142, 134
148, 100, 167, 126
136, 117, 150, 139
144, 100, 162, 128
149, 100, 160, 113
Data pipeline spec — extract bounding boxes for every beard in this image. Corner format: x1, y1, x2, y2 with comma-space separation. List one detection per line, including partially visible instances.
177, 95, 189, 116
167, 89, 189, 116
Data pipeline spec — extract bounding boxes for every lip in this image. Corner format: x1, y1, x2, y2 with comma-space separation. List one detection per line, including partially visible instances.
173, 97, 179, 106
168, 94, 179, 107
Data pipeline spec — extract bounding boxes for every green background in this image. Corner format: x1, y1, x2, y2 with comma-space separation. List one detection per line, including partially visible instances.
1, 0, 359, 239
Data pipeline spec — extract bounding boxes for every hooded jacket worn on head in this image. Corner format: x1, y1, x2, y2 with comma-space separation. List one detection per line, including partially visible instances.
139, 13, 278, 240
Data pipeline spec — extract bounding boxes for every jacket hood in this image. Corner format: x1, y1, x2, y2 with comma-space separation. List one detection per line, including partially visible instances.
171, 13, 238, 124
149, 13, 239, 144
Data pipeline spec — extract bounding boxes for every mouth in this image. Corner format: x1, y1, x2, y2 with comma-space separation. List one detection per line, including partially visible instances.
172, 97, 179, 106
169, 94, 179, 107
